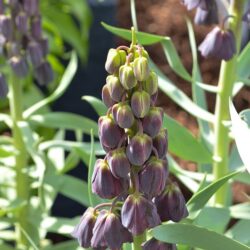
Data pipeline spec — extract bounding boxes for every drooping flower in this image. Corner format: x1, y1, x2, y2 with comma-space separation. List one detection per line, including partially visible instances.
154, 181, 188, 222
121, 193, 161, 235
142, 238, 177, 250
198, 27, 236, 61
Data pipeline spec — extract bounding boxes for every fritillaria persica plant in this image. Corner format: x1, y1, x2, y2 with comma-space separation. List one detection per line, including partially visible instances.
72, 29, 188, 250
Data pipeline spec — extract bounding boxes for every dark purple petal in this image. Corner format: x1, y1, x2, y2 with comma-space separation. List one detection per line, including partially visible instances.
153, 129, 168, 159
142, 238, 177, 250
34, 61, 54, 85
126, 133, 152, 166
0, 73, 8, 98
131, 90, 151, 118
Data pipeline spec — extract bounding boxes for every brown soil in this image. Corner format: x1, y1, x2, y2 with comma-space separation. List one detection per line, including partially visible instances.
117, 0, 250, 202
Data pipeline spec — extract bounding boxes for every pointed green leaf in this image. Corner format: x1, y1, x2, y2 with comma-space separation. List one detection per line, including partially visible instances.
82, 95, 107, 116
152, 223, 249, 250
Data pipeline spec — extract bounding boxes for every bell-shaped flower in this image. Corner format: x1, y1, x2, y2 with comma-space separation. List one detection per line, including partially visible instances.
126, 133, 152, 166
71, 207, 98, 248
154, 181, 188, 222
198, 27, 236, 61
92, 159, 124, 199
139, 156, 168, 197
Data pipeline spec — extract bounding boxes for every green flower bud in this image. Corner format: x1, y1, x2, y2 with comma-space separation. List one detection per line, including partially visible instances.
105, 48, 126, 74
143, 71, 158, 95
133, 57, 150, 81
134, 49, 149, 59
119, 64, 137, 90
131, 90, 151, 118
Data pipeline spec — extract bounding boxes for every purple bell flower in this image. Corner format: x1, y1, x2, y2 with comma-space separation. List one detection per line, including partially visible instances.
198, 26, 236, 61
91, 210, 132, 249
126, 133, 152, 166
107, 147, 131, 179
9, 56, 29, 77
142, 107, 163, 137
71, 207, 98, 248
139, 156, 168, 197
98, 115, 124, 149
92, 159, 124, 199
34, 61, 54, 85
153, 129, 168, 159
121, 193, 161, 235
194, 5, 218, 25
154, 181, 188, 222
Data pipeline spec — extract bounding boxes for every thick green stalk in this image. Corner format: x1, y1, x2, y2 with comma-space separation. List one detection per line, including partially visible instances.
132, 232, 146, 250
213, 0, 245, 205
8, 75, 30, 247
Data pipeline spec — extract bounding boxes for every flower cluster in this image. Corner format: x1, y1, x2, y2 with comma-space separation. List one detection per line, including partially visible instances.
72, 37, 188, 249
182, 0, 239, 61
0, 0, 53, 98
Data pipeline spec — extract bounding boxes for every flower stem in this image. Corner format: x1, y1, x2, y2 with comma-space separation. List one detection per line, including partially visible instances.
8, 74, 30, 247
132, 232, 146, 250
213, 0, 245, 206
130, 0, 138, 32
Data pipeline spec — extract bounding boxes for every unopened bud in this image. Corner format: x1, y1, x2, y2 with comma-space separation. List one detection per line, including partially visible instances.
105, 48, 126, 74
28, 41, 43, 67
0, 15, 12, 40
133, 56, 150, 81
106, 75, 124, 102
31, 17, 42, 40
24, 0, 39, 16
142, 107, 163, 137
102, 84, 116, 108
112, 102, 134, 129
98, 115, 124, 149
119, 64, 137, 90
153, 129, 168, 159
143, 71, 158, 95
9, 56, 29, 77
15, 12, 28, 34
34, 61, 53, 85
107, 147, 131, 179
126, 133, 152, 166
131, 90, 150, 118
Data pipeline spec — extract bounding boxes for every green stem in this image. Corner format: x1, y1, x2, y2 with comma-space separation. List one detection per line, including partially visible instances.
132, 232, 146, 250
8, 74, 30, 248
130, 0, 138, 32
213, 0, 245, 206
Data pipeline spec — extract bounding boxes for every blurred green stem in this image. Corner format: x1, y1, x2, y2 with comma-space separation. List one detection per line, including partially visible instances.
130, 0, 138, 32
132, 232, 146, 250
9, 74, 30, 248
213, 0, 245, 205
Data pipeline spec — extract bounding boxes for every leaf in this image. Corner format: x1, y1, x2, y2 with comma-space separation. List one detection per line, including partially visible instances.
0, 147, 16, 158
193, 207, 230, 233
0, 243, 15, 250
24, 52, 77, 118
43, 240, 80, 250
186, 18, 213, 154
150, 60, 215, 123
82, 95, 107, 116
196, 82, 219, 93
187, 170, 241, 214
230, 203, 250, 220
237, 42, 250, 79
161, 39, 192, 81
226, 220, 250, 246
39, 140, 104, 156
164, 115, 212, 163
29, 112, 98, 136
42, 5, 87, 61
152, 223, 249, 250
101, 22, 165, 45
229, 101, 250, 173
0, 198, 27, 217
41, 216, 80, 235
45, 173, 90, 207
